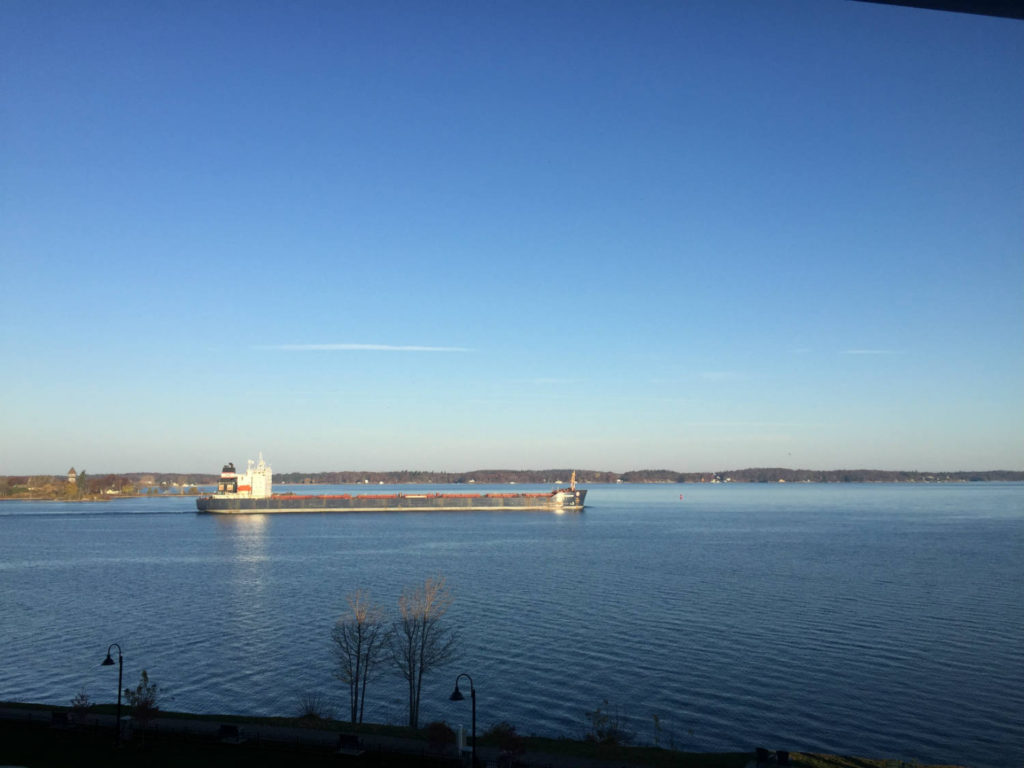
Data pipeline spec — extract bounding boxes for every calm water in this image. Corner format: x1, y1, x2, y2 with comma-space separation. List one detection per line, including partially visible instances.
1, 483, 1022, 767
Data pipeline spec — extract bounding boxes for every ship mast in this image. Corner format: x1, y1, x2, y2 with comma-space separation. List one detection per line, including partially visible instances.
570, 470, 576, 491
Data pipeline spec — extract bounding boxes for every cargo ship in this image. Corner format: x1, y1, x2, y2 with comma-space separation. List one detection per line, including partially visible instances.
195, 454, 586, 514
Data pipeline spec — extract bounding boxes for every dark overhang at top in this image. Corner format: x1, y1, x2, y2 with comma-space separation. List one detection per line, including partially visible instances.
853, 0, 1024, 20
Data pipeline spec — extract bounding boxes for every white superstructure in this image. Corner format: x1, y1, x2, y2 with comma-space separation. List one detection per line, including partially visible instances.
215, 453, 273, 499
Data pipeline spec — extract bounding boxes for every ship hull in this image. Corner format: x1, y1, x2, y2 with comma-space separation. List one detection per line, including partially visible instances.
196, 489, 586, 514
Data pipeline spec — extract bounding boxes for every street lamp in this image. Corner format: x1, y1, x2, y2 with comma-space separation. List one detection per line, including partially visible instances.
449, 673, 476, 768
101, 643, 123, 746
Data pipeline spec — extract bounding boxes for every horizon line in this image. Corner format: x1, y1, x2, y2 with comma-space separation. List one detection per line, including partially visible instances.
7, 467, 1021, 477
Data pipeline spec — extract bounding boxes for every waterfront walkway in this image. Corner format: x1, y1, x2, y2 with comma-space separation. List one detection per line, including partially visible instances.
0, 705, 656, 768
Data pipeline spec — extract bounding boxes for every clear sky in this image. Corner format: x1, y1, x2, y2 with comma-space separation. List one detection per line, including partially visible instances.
2, 0, 1022, 474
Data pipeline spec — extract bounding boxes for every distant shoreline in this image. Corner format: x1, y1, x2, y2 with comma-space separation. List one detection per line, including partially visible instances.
2, 468, 1022, 503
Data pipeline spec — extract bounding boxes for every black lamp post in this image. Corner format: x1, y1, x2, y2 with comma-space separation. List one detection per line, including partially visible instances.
101, 643, 123, 746
449, 673, 476, 768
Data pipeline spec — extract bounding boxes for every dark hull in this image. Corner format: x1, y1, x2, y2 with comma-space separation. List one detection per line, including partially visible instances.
196, 489, 586, 514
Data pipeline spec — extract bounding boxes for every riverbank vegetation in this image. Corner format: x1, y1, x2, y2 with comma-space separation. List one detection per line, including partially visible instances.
3, 468, 1020, 499
0, 474, 200, 500
276, 467, 1024, 484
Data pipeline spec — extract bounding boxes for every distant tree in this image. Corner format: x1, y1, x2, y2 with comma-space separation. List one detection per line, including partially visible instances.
391, 575, 458, 728
331, 590, 390, 723
4, 477, 29, 497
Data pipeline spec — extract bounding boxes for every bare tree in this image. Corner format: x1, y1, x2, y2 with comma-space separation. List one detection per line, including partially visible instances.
391, 575, 458, 728
331, 590, 390, 724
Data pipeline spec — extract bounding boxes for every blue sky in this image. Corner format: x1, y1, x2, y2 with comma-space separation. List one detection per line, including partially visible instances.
2, 0, 1021, 474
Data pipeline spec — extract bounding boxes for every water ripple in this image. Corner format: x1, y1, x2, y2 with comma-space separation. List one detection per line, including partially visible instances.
1, 485, 1022, 767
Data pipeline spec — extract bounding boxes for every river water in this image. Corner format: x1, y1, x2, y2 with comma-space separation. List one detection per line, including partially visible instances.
1, 483, 1021, 767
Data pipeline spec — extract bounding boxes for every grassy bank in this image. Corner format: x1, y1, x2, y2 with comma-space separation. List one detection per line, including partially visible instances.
0, 702, 962, 768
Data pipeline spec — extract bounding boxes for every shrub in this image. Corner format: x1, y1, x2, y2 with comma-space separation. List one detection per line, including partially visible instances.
583, 700, 634, 746
485, 721, 525, 762
70, 688, 92, 723
424, 720, 456, 754
124, 670, 160, 728
296, 691, 331, 721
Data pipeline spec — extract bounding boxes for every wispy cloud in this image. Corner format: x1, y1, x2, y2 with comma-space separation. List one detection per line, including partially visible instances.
699, 371, 743, 382
259, 343, 472, 352
648, 373, 745, 384
841, 349, 901, 355
681, 421, 822, 427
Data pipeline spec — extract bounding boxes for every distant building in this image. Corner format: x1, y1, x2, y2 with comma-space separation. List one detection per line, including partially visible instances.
67, 467, 77, 484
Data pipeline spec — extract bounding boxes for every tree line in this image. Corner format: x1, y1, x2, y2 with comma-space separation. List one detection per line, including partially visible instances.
0, 473, 205, 499
0, 472, 138, 500
3, 467, 1020, 497
268, 468, 1024, 484
621, 468, 1024, 483
277, 469, 616, 484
